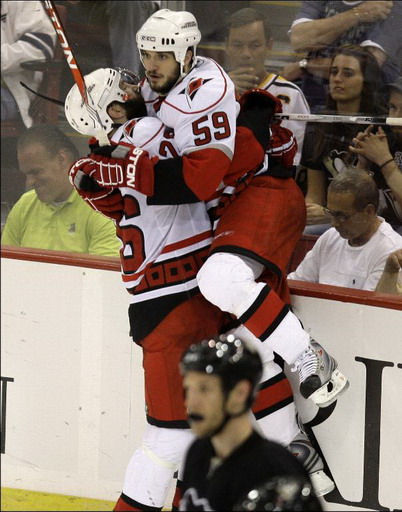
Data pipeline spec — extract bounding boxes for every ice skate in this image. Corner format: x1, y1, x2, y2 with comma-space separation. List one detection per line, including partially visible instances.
310, 469, 335, 497
289, 431, 335, 497
291, 340, 349, 407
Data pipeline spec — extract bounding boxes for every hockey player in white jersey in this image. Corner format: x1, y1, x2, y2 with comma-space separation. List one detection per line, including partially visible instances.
68, 68, 224, 511
67, 66, 272, 511
69, 9, 348, 504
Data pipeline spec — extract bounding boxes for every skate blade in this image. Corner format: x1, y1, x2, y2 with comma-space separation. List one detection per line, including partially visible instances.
310, 469, 335, 497
310, 368, 350, 408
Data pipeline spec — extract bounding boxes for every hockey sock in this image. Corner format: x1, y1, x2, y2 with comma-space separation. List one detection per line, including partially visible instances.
171, 478, 183, 511
198, 253, 310, 364
119, 425, 193, 509
114, 493, 162, 511
239, 291, 310, 364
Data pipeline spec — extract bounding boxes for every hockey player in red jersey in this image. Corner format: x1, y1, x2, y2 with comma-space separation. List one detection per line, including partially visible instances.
133, 7, 349, 434
68, 8, 348, 506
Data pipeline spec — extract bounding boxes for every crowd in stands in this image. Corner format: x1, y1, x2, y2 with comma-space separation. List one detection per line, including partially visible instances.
1, 1, 56, 128
1, 0, 401, 293
284, 0, 401, 113
301, 45, 400, 235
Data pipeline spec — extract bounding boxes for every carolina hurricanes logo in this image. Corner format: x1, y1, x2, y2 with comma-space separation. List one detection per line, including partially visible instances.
124, 119, 139, 138
180, 77, 212, 104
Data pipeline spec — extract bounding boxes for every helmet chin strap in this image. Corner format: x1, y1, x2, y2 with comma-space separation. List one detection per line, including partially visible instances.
208, 394, 248, 438
173, 52, 201, 89
179, 53, 198, 78
169, 54, 198, 90
170, 67, 186, 91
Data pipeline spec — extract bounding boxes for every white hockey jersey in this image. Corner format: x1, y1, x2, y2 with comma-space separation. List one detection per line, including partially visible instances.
86, 116, 214, 341
141, 56, 237, 156
259, 73, 310, 165
140, 57, 238, 202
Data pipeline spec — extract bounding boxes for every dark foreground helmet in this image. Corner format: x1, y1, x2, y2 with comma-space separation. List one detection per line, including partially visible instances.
180, 334, 263, 408
233, 476, 323, 511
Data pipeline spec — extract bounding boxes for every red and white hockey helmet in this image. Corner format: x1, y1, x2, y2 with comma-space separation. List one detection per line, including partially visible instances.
136, 9, 201, 76
64, 67, 139, 135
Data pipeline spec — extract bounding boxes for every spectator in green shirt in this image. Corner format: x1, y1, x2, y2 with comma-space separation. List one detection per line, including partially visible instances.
1, 124, 120, 257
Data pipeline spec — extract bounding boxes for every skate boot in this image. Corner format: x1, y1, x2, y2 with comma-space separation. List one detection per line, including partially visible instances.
291, 339, 349, 407
289, 431, 335, 497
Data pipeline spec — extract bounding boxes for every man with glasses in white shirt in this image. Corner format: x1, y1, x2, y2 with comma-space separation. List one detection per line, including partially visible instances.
288, 166, 402, 290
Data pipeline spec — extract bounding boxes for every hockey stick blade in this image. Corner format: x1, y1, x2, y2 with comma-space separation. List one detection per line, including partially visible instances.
274, 113, 402, 126
42, 0, 109, 145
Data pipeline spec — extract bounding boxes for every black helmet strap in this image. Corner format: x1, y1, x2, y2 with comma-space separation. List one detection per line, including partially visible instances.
208, 385, 249, 438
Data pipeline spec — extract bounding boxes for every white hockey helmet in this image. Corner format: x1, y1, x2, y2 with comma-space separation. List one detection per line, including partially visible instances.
64, 67, 139, 135
136, 9, 201, 76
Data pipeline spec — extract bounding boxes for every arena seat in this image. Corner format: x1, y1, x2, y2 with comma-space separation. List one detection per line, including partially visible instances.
287, 234, 318, 273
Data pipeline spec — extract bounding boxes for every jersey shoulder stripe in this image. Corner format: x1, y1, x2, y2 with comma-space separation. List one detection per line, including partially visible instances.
164, 61, 231, 115
259, 72, 277, 89
271, 80, 304, 93
141, 57, 235, 117
261, 73, 304, 93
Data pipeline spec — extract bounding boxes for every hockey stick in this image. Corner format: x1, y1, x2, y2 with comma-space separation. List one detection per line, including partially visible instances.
42, 0, 109, 145
273, 113, 402, 126
20, 81, 64, 106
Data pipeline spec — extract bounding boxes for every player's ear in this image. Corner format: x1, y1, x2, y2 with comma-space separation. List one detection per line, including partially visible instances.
56, 148, 66, 164
228, 380, 251, 414
184, 49, 193, 67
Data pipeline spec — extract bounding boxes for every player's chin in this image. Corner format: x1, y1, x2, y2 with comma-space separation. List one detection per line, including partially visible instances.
148, 76, 163, 87
189, 422, 207, 437
188, 418, 212, 437
151, 81, 172, 95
